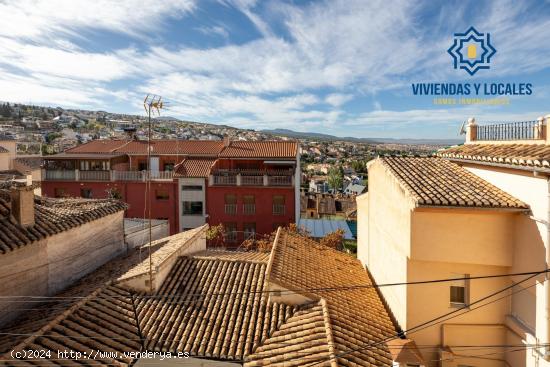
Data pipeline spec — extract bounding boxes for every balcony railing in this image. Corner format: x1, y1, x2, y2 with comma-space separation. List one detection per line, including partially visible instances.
243, 203, 256, 215
214, 175, 237, 185
241, 175, 264, 186
113, 170, 144, 181
268, 176, 292, 186
211, 170, 294, 187
45, 170, 75, 181
80, 170, 110, 181
273, 204, 286, 216
225, 204, 237, 215
43, 169, 174, 182
475, 121, 542, 141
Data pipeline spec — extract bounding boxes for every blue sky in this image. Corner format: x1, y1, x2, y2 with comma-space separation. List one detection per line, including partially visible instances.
0, 0, 549, 139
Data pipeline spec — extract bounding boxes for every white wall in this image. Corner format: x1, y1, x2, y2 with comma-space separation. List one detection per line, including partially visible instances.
179, 178, 207, 231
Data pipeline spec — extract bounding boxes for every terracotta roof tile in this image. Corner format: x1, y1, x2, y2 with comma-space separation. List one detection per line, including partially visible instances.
379, 157, 528, 209
173, 157, 217, 178
115, 140, 224, 155
437, 143, 550, 168
265, 230, 398, 366
219, 141, 298, 159
0, 193, 127, 254
2, 231, 401, 366
0, 146, 8, 153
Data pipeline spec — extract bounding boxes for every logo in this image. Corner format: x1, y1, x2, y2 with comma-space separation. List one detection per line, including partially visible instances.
447, 26, 496, 76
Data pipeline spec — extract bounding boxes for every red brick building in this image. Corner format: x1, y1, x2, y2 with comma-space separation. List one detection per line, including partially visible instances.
41, 139, 300, 244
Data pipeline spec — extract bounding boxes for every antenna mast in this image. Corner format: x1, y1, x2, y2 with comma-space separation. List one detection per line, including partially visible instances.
143, 94, 164, 293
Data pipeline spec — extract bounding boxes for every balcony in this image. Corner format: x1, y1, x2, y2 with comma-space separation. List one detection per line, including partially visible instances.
80, 170, 110, 181
210, 169, 294, 187
43, 169, 174, 182
467, 118, 547, 143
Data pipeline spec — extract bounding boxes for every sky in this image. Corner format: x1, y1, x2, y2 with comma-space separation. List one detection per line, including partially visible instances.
0, 0, 549, 139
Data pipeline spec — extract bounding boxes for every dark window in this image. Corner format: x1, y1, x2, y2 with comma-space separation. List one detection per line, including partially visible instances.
182, 201, 203, 215
450, 286, 466, 304
138, 161, 147, 171
155, 190, 169, 201
164, 162, 175, 171
243, 222, 256, 239
181, 185, 203, 191
224, 222, 237, 242
80, 188, 92, 198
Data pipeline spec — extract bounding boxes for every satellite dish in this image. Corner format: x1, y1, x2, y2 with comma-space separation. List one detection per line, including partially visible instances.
459, 121, 466, 135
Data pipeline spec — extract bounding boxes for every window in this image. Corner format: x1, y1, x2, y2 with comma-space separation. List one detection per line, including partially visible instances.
181, 185, 203, 191
80, 188, 92, 198
138, 161, 148, 171
273, 195, 285, 215
450, 274, 469, 306
243, 195, 255, 215
224, 222, 237, 243
182, 201, 203, 215
225, 194, 237, 215
164, 162, 175, 171
155, 190, 169, 201
54, 188, 66, 198
243, 222, 256, 239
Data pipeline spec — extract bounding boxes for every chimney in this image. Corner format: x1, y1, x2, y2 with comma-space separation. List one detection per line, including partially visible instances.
223, 136, 231, 147
10, 185, 35, 227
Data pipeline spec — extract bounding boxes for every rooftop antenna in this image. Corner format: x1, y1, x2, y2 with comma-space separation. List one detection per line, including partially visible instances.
143, 94, 164, 293
459, 121, 467, 135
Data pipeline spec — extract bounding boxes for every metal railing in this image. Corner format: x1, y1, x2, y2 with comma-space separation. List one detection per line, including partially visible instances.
80, 170, 110, 181
273, 204, 286, 215
475, 121, 541, 141
45, 170, 75, 181
243, 203, 256, 215
241, 175, 264, 186
224, 204, 237, 215
114, 170, 143, 181
268, 175, 292, 186
214, 175, 237, 185
149, 171, 174, 180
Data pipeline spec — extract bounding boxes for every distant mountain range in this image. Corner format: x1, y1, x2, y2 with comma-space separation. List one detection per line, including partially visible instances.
261, 128, 462, 146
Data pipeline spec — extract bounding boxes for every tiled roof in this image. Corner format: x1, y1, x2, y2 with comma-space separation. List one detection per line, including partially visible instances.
13, 156, 43, 170
264, 230, 398, 366
2, 230, 403, 366
61, 139, 298, 160
219, 141, 298, 158
0, 146, 8, 153
66, 139, 129, 153
437, 143, 550, 168
0, 194, 127, 254
173, 157, 217, 177
379, 157, 528, 209
115, 140, 224, 155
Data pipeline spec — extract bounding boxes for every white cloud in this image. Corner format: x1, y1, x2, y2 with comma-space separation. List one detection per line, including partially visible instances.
196, 25, 230, 39
0, 0, 196, 40
325, 94, 353, 107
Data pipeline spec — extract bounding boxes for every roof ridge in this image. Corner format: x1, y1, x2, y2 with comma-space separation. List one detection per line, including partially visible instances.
320, 298, 339, 367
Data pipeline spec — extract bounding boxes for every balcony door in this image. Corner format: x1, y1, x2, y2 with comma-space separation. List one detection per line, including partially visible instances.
150, 157, 160, 174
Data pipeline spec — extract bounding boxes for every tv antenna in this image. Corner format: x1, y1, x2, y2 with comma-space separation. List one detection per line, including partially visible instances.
143, 94, 165, 293
459, 120, 467, 135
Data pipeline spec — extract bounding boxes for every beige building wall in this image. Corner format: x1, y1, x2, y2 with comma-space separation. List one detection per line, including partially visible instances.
358, 161, 412, 328
0, 211, 125, 326
357, 159, 536, 367
0, 153, 9, 170
457, 162, 550, 367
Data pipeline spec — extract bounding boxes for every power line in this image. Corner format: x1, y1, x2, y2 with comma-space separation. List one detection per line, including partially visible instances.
0, 268, 546, 300
304, 271, 542, 367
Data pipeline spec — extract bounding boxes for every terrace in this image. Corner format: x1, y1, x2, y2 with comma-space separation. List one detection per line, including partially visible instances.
466, 116, 550, 144
210, 168, 294, 187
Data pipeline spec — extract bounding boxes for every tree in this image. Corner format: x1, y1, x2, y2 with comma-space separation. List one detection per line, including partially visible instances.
320, 229, 345, 251
327, 166, 344, 192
